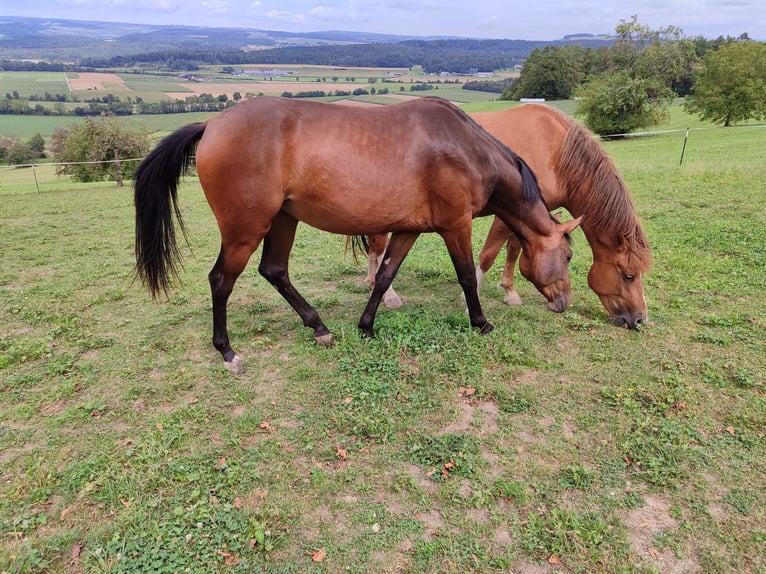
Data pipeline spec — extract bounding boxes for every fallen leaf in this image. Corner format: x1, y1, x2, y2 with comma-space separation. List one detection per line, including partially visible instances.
156, 422, 163, 431
60, 505, 74, 521
458, 386, 476, 397
255, 488, 269, 500
548, 554, 560, 564
216, 549, 239, 566
343, 396, 353, 404
308, 547, 327, 562
648, 546, 661, 559
335, 445, 347, 461
233, 497, 243, 509
70, 540, 84, 564
259, 421, 274, 432
119, 498, 131, 508
725, 426, 735, 435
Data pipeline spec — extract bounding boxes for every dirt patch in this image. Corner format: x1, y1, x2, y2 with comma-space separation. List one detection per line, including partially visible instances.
443, 397, 500, 435
621, 494, 702, 573
67, 72, 128, 92
415, 509, 445, 540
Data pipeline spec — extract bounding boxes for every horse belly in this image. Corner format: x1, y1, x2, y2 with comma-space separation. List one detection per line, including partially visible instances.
282, 194, 424, 236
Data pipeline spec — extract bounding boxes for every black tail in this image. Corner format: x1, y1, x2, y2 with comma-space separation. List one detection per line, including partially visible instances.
134, 122, 206, 298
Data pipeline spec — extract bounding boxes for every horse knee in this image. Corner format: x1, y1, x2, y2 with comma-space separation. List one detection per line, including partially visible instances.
258, 263, 287, 286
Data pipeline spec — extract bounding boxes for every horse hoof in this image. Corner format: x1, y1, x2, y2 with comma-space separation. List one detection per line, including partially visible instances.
315, 333, 335, 347
383, 293, 404, 309
479, 322, 494, 335
225, 355, 245, 375
503, 291, 523, 306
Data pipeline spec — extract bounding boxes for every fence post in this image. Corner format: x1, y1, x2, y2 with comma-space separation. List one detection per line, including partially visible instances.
679, 128, 690, 166
32, 164, 40, 193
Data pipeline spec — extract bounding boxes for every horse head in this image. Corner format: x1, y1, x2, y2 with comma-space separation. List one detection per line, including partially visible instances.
587, 250, 648, 330
518, 216, 582, 313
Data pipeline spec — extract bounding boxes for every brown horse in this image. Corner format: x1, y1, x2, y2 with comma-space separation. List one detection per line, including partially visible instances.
367, 103, 651, 329
134, 97, 581, 374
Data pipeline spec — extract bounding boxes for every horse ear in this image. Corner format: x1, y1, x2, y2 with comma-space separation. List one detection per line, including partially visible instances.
559, 215, 582, 234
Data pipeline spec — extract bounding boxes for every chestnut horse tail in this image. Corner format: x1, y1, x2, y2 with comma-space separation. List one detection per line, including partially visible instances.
344, 235, 370, 263
134, 122, 206, 298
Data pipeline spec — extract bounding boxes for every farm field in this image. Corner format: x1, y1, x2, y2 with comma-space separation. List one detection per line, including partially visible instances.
1, 103, 766, 573
0, 66, 510, 112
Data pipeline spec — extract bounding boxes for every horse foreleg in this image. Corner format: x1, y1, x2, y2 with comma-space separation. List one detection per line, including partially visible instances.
258, 213, 333, 346
367, 233, 404, 309
209, 244, 255, 375
500, 233, 524, 306
359, 232, 419, 338
442, 227, 493, 334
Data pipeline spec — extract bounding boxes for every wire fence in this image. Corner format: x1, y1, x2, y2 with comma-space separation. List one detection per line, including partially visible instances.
2, 122, 765, 195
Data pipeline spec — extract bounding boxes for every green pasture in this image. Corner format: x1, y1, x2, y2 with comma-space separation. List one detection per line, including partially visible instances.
1, 104, 765, 573
0, 71, 70, 98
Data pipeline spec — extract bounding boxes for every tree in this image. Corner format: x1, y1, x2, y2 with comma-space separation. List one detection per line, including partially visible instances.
575, 17, 680, 135
502, 45, 585, 101
683, 40, 766, 126
54, 116, 150, 185
575, 70, 670, 136
6, 141, 37, 165
28, 133, 45, 158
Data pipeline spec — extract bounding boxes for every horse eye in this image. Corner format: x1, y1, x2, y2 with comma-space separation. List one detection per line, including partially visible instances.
624, 274, 635, 282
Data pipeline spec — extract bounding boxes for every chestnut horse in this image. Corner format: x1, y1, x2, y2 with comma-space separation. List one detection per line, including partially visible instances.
367, 104, 651, 329
134, 97, 580, 374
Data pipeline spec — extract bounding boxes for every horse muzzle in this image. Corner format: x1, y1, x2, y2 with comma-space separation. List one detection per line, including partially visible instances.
613, 313, 647, 330
546, 294, 570, 313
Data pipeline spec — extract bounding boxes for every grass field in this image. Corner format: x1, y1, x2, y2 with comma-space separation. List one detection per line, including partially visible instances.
1, 103, 765, 573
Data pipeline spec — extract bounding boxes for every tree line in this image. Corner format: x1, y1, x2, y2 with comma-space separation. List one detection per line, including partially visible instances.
5, 37, 611, 75
501, 18, 765, 134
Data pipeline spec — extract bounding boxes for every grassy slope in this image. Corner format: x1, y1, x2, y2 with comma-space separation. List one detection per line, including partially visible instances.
1, 106, 764, 573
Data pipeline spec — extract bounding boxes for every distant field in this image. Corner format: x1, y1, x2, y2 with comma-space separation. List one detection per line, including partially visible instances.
0, 67, 512, 107
0, 66, 517, 146
0, 71, 70, 97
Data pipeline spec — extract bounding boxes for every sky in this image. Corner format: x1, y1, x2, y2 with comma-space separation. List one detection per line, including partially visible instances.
2, 0, 763, 41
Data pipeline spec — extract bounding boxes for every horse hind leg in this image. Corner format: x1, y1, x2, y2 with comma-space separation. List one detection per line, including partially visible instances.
209, 242, 257, 375
258, 212, 333, 346
367, 234, 403, 309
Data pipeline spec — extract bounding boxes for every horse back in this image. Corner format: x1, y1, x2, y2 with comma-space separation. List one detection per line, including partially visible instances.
194, 97, 521, 235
